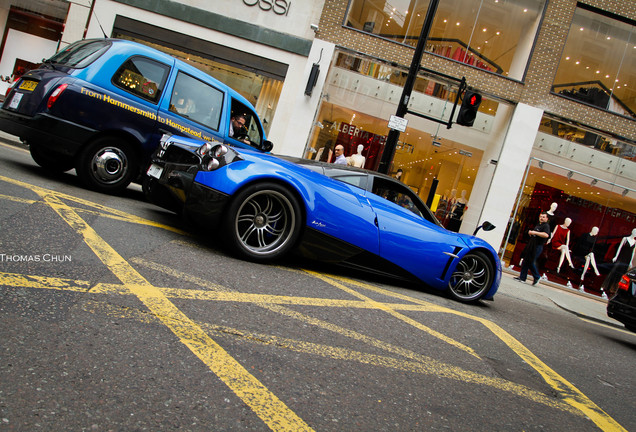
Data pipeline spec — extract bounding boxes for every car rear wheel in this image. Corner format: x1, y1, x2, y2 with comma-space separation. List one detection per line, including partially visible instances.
224, 182, 302, 262
76, 137, 138, 193
30, 143, 74, 172
448, 251, 494, 302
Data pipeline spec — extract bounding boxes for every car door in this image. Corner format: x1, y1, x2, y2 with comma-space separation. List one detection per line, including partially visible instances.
366, 177, 466, 286
160, 69, 226, 143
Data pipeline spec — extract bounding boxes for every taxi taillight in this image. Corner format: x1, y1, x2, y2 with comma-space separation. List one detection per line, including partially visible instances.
47, 83, 68, 109
617, 275, 630, 291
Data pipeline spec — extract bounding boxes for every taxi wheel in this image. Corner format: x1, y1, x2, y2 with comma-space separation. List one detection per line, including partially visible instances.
30, 143, 74, 172
76, 137, 138, 193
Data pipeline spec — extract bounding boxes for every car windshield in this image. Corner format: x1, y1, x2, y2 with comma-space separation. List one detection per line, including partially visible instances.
46, 40, 111, 69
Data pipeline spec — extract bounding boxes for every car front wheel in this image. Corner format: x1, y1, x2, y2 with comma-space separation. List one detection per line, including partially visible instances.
76, 137, 138, 193
448, 251, 494, 302
224, 182, 302, 262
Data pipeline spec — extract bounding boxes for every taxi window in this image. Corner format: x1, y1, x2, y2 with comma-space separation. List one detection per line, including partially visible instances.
170, 72, 224, 131
113, 56, 169, 103
47, 40, 110, 68
229, 99, 264, 147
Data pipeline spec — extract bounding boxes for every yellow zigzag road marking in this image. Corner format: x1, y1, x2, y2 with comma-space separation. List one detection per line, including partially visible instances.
324, 275, 627, 432
0, 174, 626, 431
33, 191, 313, 432
80, 298, 580, 416
0, 175, 187, 236
305, 270, 480, 359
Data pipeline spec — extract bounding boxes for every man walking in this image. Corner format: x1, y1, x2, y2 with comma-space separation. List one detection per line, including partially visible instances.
515, 211, 551, 285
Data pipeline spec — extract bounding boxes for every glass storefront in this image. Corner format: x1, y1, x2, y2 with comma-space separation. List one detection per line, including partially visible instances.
503, 116, 636, 297
345, 0, 547, 79
552, 5, 636, 118
304, 50, 497, 232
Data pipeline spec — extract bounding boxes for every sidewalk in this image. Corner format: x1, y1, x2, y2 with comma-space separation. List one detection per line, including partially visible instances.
499, 269, 623, 329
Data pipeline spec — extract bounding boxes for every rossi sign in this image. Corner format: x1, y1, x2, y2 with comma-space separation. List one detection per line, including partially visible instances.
242, 0, 291, 16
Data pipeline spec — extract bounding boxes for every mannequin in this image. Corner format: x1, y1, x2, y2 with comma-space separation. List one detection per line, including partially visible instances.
546, 202, 558, 230
579, 227, 600, 281
457, 190, 468, 204
348, 144, 366, 168
601, 228, 636, 296
547, 217, 574, 272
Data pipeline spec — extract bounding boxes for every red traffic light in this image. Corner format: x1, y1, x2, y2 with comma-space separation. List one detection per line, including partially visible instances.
456, 91, 482, 127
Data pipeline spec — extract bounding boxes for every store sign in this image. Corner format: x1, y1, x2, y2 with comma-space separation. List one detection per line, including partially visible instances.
242, 0, 291, 16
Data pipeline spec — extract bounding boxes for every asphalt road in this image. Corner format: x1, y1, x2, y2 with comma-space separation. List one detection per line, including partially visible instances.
1, 141, 635, 431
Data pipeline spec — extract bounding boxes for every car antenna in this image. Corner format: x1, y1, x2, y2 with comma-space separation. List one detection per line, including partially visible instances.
86, 4, 108, 38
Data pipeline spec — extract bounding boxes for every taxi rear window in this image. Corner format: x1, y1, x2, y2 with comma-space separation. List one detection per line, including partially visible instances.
47, 40, 111, 69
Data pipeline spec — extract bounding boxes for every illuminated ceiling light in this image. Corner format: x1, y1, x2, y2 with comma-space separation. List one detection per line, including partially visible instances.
456, 22, 461, 26
575, 61, 580, 65
523, 8, 528, 12
580, 27, 584, 31
565, 56, 570, 60
483, 28, 487, 32
607, 36, 611, 40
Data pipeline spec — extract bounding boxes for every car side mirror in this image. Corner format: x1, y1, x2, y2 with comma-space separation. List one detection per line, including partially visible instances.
260, 140, 273, 153
473, 221, 495, 236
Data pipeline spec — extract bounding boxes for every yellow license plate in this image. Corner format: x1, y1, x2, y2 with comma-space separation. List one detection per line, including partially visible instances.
18, 80, 38, 91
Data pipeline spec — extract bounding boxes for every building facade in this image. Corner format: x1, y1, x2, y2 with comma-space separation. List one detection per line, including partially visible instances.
1, 0, 635, 295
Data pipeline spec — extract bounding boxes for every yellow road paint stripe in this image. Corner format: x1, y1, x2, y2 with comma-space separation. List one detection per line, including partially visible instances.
35, 192, 313, 432
0, 175, 187, 235
0, 272, 92, 292
327, 275, 627, 432
0, 175, 624, 430
81, 298, 581, 416
306, 270, 480, 359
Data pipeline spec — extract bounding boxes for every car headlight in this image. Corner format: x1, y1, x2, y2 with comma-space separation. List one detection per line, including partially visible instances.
198, 142, 230, 171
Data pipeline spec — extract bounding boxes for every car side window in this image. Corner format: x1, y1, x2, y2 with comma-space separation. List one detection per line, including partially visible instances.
230, 99, 263, 146
113, 56, 169, 103
371, 177, 424, 218
170, 71, 224, 131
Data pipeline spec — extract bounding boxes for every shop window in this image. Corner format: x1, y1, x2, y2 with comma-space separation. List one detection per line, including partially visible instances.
502, 157, 636, 298
552, 6, 636, 118
345, 0, 546, 79
113, 56, 170, 103
169, 71, 224, 131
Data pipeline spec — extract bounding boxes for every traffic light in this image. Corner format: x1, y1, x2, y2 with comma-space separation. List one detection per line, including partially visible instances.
456, 91, 482, 126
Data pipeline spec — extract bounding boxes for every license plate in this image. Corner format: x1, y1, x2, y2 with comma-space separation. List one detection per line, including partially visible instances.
18, 80, 38, 91
147, 163, 163, 179
7, 92, 23, 110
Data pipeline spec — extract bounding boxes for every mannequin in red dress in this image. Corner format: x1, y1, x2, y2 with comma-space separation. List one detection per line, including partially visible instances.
548, 217, 574, 273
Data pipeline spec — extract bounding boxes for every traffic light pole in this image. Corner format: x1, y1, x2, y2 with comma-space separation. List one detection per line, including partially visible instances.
377, 0, 440, 175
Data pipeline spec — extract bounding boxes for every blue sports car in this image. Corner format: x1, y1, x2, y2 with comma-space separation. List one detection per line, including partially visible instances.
144, 134, 502, 302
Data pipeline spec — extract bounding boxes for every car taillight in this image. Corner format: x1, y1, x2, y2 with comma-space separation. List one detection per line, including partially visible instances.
47, 83, 68, 109
617, 275, 630, 291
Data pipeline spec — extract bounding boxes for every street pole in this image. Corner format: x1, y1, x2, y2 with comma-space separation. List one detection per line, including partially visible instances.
378, 0, 440, 175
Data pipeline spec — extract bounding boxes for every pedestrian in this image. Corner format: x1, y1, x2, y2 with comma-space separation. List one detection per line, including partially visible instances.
515, 211, 551, 285
333, 144, 347, 165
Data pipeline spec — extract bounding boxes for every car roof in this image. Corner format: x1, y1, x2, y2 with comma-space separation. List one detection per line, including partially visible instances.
80, 38, 257, 115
